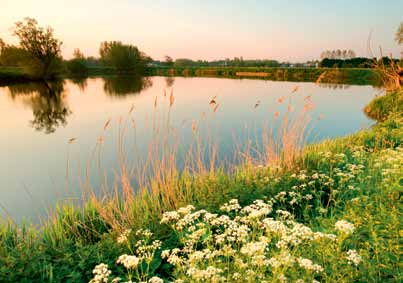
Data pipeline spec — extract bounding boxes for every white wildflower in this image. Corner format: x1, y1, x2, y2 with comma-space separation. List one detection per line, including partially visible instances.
297, 257, 324, 273
160, 211, 180, 224
148, 276, 163, 283
335, 220, 355, 235
116, 254, 140, 269
89, 263, 111, 283
161, 250, 170, 259
240, 241, 267, 256
220, 199, 241, 212
117, 229, 131, 244
346, 249, 362, 266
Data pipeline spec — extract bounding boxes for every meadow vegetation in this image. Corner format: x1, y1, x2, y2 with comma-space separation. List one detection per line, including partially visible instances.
0, 17, 402, 283
0, 81, 401, 282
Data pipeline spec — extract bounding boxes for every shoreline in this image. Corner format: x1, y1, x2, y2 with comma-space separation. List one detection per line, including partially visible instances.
0, 66, 382, 86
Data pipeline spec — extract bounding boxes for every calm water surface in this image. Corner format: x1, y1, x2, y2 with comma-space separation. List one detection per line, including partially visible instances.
0, 76, 376, 222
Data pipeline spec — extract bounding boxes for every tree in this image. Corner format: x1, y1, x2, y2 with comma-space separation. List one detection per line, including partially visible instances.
0, 45, 28, 66
65, 48, 88, 75
73, 48, 84, 59
0, 38, 5, 51
396, 22, 403, 44
13, 17, 63, 79
164, 55, 174, 67
336, 49, 342, 59
99, 41, 149, 73
347, 49, 356, 59
173, 58, 195, 67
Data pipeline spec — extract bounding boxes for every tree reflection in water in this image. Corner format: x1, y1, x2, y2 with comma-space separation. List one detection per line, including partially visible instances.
103, 75, 153, 97
69, 76, 88, 92
165, 76, 175, 88
318, 83, 351, 90
7, 81, 71, 134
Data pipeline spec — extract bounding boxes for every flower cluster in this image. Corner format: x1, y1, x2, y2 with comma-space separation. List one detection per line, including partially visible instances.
116, 254, 140, 269
89, 229, 162, 283
159, 199, 336, 282
89, 264, 111, 283
335, 220, 355, 235
346, 249, 362, 266
117, 229, 132, 244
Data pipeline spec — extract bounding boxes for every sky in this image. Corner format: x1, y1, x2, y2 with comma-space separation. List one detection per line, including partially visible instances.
0, 0, 402, 62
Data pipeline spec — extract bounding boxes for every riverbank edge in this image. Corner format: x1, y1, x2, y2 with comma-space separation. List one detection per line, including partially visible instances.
0, 66, 382, 86
147, 66, 382, 85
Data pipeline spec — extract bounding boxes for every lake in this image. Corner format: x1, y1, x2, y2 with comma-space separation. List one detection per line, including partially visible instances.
0, 76, 377, 222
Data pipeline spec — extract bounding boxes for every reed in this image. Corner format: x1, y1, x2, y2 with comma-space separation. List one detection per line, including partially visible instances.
82, 86, 311, 233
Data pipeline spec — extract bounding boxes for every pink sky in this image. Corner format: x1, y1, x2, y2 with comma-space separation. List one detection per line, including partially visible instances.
0, 0, 401, 61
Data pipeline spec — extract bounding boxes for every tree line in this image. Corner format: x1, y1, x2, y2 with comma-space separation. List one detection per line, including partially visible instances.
155, 56, 281, 68
319, 57, 400, 68
0, 18, 151, 79
1, 18, 402, 80
320, 49, 356, 60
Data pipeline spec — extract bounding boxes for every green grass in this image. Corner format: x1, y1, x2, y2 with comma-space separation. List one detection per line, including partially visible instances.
0, 87, 401, 282
364, 88, 403, 121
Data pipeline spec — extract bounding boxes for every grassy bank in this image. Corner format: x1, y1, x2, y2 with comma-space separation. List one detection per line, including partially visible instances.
0, 87, 401, 282
147, 67, 382, 86
0, 67, 34, 85
0, 66, 126, 84
364, 88, 403, 121
0, 66, 383, 86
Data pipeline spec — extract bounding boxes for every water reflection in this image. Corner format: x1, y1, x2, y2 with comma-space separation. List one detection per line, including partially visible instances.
103, 76, 153, 97
165, 76, 175, 87
0, 77, 377, 222
318, 83, 351, 90
7, 81, 71, 134
69, 76, 88, 91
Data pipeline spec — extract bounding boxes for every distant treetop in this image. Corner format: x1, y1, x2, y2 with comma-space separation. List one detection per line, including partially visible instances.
320, 49, 356, 60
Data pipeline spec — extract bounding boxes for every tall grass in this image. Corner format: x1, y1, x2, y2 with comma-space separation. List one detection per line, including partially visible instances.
82, 86, 312, 232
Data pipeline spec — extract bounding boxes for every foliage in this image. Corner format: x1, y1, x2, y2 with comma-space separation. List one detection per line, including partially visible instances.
0, 38, 5, 50
164, 56, 174, 67
319, 57, 374, 68
12, 17, 63, 79
320, 49, 356, 60
65, 48, 89, 76
0, 45, 29, 67
99, 41, 150, 73
156, 57, 281, 68
65, 59, 88, 76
